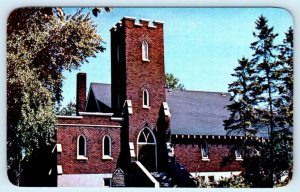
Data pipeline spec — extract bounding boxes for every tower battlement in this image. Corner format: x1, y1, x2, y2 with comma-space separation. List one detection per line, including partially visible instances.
110, 16, 164, 32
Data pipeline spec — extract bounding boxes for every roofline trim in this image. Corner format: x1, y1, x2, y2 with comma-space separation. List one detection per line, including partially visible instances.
79, 112, 114, 117
56, 124, 121, 128
172, 134, 267, 142
56, 115, 83, 119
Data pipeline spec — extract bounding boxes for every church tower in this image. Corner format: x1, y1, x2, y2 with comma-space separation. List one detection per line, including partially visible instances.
110, 17, 168, 171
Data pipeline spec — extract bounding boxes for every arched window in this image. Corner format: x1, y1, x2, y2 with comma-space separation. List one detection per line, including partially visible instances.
137, 127, 157, 171
137, 127, 156, 145
201, 141, 209, 160
142, 40, 149, 61
77, 135, 88, 160
102, 135, 112, 159
143, 89, 149, 108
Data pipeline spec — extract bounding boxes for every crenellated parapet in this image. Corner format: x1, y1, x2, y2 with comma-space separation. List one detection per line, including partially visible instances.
110, 16, 164, 32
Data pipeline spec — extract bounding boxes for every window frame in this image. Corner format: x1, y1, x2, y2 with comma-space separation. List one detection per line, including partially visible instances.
102, 135, 113, 160
77, 134, 88, 160
137, 127, 157, 170
201, 141, 209, 161
235, 147, 243, 161
142, 40, 149, 62
142, 89, 150, 109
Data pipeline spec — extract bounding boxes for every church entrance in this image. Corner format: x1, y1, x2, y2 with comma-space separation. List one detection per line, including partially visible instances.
137, 127, 157, 172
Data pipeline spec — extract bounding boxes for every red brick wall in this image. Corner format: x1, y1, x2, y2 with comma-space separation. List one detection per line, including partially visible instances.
111, 17, 167, 148
56, 116, 121, 174
174, 142, 243, 173
57, 115, 119, 125
127, 18, 165, 143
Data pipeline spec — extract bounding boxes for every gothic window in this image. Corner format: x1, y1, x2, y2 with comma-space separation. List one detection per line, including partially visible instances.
142, 40, 149, 61
137, 127, 157, 171
143, 89, 149, 108
77, 135, 88, 160
137, 127, 156, 144
102, 135, 112, 159
201, 141, 209, 160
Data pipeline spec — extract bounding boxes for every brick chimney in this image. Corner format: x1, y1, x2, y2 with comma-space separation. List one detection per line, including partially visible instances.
76, 73, 86, 115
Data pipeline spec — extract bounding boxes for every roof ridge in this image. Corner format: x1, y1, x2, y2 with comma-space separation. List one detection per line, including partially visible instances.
91, 82, 111, 85
167, 89, 230, 95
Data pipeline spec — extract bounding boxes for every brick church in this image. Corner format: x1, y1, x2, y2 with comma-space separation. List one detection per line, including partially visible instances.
55, 17, 255, 187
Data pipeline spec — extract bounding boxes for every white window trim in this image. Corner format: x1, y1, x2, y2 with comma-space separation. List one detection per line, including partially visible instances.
142, 89, 150, 108
77, 135, 88, 160
201, 141, 210, 161
142, 40, 150, 62
102, 135, 113, 160
137, 127, 157, 170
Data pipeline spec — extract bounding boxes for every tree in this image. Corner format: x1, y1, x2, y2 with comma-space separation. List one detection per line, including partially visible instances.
224, 16, 293, 187
7, 7, 105, 185
56, 101, 77, 116
276, 27, 293, 127
249, 15, 284, 187
272, 27, 293, 185
165, 73, 185, 90
224, 57, 259, 136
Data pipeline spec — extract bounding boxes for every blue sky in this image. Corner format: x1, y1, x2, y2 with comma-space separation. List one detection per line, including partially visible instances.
61, 8, 293, 107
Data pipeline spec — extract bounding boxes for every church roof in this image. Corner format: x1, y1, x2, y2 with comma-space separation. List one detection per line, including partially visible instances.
89, 83, 234, 136
166, 89, 231, 136
90, 83, 111, 109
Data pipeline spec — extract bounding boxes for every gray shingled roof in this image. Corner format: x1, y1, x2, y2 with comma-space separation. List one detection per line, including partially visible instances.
166, 90, 231, 136
90, 83, 111, 108
89, 83, 233, 136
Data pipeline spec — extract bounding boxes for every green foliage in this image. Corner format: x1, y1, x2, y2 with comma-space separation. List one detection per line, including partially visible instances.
276, 27, 293, 127
7, 7, 104, 185
215, 175, 251, 188
56, 101, 76, 115
224, 15, 293, 187
165, 73, 185, 90
196, 174, 251, 188
224, 57, 259, 136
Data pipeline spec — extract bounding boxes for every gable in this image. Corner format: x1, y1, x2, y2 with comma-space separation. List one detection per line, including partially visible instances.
86, 83, 112, 112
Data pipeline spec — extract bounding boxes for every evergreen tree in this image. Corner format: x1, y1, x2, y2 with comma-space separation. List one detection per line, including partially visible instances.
249, 15, 280, 187
224, 16, 293, 187
272, 27, 293, 185
224, 57, 259, 136
276, 27, 293, 127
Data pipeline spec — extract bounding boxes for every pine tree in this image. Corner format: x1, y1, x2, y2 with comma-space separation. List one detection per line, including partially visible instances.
248, 16, 279, 187
224, 16, 293, 187
224, 57, 259, 136
276, 27, 293, 127
272, 27, 293, 185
